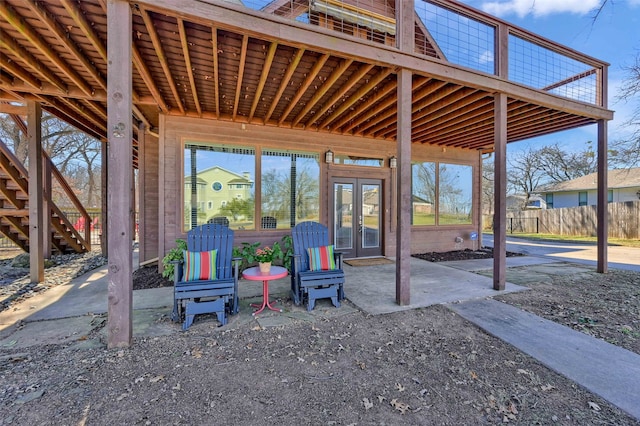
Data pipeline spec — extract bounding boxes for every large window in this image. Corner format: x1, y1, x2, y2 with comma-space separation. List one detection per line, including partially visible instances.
412, 162, 473, 225
261, 150, 320, 229
184, 143, 255, 231
184, 143, 320, 231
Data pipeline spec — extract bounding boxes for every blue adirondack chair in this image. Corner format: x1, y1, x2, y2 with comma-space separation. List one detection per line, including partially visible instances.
171, 224, 240, 330
291, 221, 345, 311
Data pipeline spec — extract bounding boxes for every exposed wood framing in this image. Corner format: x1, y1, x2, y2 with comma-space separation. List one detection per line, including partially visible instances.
139, 5, 185, 114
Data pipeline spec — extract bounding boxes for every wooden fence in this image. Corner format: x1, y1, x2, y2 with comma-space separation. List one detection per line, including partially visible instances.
483, 200, 640, 239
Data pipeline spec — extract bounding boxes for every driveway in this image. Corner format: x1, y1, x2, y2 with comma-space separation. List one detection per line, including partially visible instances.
482, 233, 640, 272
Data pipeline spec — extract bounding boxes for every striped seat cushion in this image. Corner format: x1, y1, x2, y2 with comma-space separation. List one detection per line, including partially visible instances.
182, 249, 217, 281
307, 245, 337, 271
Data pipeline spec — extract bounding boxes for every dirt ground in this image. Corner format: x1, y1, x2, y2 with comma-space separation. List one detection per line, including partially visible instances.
1, 249, 639, 425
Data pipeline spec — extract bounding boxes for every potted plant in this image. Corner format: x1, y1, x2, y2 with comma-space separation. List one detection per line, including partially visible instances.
234, 241, 283, 274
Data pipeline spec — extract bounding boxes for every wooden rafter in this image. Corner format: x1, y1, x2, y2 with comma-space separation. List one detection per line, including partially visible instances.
320, 68, 393, 130
60, 0, 107, 63
0, 53, 41, 89
36, 95, 104, 141
0, 2, 93, 96
341, 79, 404, 133
232, 35, 249, 120
309, 63, 374, 129
398, 88, 485, 139
24, 0, 106, 92
139, 6, 184, 114
178, 18, 202, 116
292, 58, 353, 127
358, 79, 449, 136
0, 29, 67, 92
264, 48, 305, 123
83, 99, 108, 121
279, 53, 330, 125
249, 41, 278, 121
132, 44, 169, 113
412, 97, 493, 140
57, 97, 106, 132
332, 78, 399, 131
212, 27, 220, 118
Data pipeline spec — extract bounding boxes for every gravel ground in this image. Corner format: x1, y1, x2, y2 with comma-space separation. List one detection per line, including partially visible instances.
0, 249, 639, 425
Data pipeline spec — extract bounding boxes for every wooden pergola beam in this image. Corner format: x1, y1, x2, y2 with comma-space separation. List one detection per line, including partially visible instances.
0, 2, 93, 97
178, 18, 202, 116
341, 80, 400, 133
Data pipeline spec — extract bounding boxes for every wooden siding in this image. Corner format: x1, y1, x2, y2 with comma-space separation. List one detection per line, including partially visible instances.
157, 114, 481, 262
140, 131, 159, 263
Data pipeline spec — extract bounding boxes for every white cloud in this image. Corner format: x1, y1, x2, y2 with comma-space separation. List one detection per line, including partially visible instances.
480, 0, 602, 18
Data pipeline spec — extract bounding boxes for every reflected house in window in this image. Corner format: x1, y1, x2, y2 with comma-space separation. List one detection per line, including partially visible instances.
184, 166, 253, 225
412, 195, 432, 214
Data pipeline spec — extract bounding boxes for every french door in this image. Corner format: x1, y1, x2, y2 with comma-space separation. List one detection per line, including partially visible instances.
331, 178, 382, 258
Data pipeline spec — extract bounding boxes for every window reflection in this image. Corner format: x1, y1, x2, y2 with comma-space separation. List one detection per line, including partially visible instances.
184, 144, 255, 231
261, 150, 320, 229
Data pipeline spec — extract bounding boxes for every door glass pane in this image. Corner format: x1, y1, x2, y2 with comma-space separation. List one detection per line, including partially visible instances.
334, 183, 353, 250
361, 184, 380, 248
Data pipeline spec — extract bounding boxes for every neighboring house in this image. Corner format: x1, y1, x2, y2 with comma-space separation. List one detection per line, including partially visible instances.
539, 168, 640, 208
184, 166, 253, 226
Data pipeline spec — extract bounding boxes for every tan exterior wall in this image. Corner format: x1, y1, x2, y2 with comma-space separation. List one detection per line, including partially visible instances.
157, 115, 482, 263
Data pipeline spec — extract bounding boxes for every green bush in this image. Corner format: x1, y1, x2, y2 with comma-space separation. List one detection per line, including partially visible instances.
162, 239, 187, 280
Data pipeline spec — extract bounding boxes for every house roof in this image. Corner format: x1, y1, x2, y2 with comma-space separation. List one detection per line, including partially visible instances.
540, 168, 640, 193
0, 0, 612, 168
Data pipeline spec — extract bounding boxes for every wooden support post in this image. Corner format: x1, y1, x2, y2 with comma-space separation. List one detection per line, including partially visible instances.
597, 119, 608, 273
27, 101, 44, 283
107, 0, 133, 348
101, 140, 108, 255
43, 157, 52, 258
493, 93, 507, 291
395, 68, 412, 305
396, 0, 414, 53
138, 122, 145, 260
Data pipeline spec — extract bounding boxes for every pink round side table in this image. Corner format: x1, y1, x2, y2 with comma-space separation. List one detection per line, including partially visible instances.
242, 265, 288, 315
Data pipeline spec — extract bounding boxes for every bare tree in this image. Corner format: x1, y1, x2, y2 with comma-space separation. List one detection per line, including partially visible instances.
536, 142, 597, 182
507, 147, 548, 208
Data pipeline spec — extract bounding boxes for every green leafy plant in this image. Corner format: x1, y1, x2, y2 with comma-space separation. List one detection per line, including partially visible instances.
233, 240, 288, 270
162, 239, 187, 280
281, 234, 293, 272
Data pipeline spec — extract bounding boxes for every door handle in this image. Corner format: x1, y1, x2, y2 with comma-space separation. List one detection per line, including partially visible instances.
358, 215, 363, 233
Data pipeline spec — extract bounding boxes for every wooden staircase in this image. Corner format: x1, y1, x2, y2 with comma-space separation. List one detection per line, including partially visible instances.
0, 139, 91, 254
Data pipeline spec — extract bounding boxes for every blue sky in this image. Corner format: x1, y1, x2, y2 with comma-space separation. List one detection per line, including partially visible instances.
461, 0, 640, 154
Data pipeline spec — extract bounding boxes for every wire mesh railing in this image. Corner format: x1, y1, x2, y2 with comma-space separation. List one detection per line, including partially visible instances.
233, 0, 606, 107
